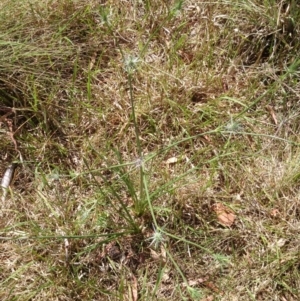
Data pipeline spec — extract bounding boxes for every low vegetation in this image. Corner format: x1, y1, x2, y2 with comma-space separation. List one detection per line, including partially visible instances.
0, 0, 300, 300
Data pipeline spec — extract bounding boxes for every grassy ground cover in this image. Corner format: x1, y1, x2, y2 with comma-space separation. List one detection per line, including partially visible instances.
0, 0, 300, 300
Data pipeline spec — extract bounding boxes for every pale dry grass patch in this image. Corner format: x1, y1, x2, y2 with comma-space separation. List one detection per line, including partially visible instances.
1, 0, 300, 300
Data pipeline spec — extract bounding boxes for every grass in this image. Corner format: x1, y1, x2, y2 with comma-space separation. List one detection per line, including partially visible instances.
1, 0, 300, 300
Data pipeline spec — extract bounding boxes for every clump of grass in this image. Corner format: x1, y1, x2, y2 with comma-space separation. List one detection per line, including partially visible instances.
1, 0, 300, 300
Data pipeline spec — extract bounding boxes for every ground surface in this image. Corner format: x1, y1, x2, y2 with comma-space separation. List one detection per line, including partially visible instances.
0, 0, 300, 300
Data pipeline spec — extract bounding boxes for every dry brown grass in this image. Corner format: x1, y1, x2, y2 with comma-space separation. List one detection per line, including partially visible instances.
1, 0, 300, 300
